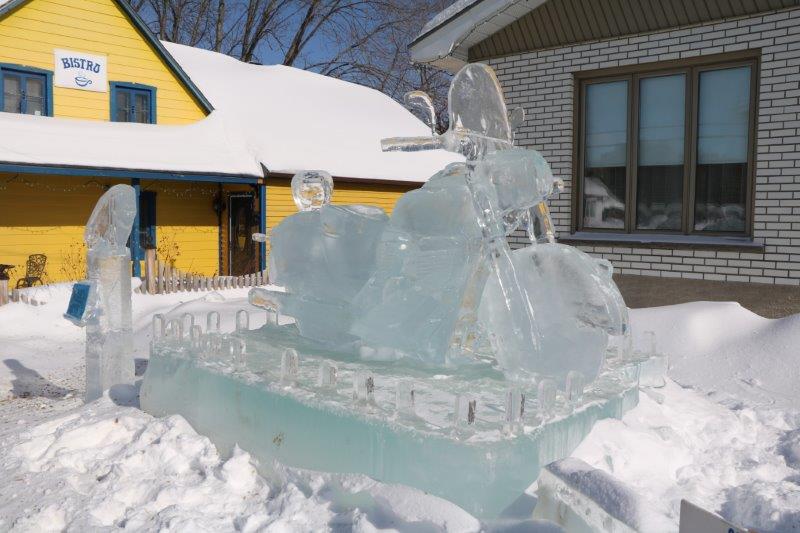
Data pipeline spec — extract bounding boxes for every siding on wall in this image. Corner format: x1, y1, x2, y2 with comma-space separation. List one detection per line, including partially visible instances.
0, 175, 220, 286
0, 0, 206, 123
487, 7, 800, 285
265, 177, 417, 233
142, 180, 220, 276
469, 0, 799, 61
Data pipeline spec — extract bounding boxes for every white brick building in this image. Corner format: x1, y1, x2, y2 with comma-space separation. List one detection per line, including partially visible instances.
411, 0, 800, 285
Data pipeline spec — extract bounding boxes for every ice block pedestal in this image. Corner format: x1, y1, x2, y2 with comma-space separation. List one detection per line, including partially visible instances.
141, 318, 641, 518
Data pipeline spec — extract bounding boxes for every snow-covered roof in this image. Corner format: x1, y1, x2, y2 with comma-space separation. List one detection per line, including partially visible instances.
0, 109, 259, 177
410, 0, 546, 72
165, 43, 458, 183
0, 42, 457, 182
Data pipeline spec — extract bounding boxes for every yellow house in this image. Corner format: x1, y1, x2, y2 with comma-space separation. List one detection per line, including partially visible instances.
0, 0, 454, 287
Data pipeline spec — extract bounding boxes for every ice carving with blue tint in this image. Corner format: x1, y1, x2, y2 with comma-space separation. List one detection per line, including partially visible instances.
253, 63, 630, 385
75, 184, 137, 402
142, 64, 645, 518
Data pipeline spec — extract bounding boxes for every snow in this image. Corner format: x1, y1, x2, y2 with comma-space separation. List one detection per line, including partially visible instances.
1, 289, 799, 531
0, 41, 457, 183
571, 381, 800, 532
418, 0, 482, 37
164, 42, 458, 182
0, 105, 260, 177
630, 302, 800, 409
410, 0, 547, 71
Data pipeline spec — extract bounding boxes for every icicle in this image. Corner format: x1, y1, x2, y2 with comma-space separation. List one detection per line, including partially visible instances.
537, 379, 556, 417
353, 372, 375, 403
317, 361, 337, 388
190, 325, 203, 351
281, 348, 299, 385
566, 371, 585, 403
504, 388, 524, 430
206, 311, 220, 334
181, 313, 195, 335
231, 338, 246, 366
167, 319, 183, 341
152, 314, 166, 341
236, 309, 250, 332
395, 380, 416, 416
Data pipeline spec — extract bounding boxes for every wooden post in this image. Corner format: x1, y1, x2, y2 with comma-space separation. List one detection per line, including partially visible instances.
157, 261, 165, 294
165, 264, 172, 294
0, 280, 8, 306
145, 249, 156, 294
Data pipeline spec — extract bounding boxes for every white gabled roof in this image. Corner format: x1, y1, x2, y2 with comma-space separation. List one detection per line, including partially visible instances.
0, 108, 259, 177
410, 0, 546, 72
165, 43, 458, 183
0, 42, 458, 183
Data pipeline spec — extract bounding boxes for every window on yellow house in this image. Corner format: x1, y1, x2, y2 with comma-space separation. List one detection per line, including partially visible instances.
1, 65, 52, 116
111, 82, 156, 124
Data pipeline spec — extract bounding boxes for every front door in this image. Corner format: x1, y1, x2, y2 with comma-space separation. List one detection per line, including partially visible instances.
228, 194, 259, 275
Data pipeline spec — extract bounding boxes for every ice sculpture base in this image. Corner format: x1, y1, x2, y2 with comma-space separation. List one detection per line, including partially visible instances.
141, 324, 641, 518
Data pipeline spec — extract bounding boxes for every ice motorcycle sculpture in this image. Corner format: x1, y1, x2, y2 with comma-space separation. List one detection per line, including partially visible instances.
141, 64, 643, 518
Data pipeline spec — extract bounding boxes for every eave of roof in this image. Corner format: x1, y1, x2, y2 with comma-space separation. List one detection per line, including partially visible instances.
0, 161, 261, 183
409, 0, 546, 72
0, 0, 215, 114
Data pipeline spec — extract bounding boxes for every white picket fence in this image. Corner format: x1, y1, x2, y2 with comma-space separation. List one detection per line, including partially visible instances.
139, 249, 268, 295
0, 281, 46, 306
0, 250, 269, 306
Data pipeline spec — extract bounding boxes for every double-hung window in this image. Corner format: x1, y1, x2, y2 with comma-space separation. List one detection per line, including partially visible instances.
577, 56, 757, 236
111, 83, 155, 123
1, 66, 51, 116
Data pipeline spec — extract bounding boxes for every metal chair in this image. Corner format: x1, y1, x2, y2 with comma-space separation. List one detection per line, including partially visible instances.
15, 254, 47, 288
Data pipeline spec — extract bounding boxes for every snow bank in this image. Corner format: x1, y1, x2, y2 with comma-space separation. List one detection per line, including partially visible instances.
0, 396, 482, 531
0, 284, 263, 400
2, 288, 799, 531
572, 381, 800, 532
630, 302, 800, 409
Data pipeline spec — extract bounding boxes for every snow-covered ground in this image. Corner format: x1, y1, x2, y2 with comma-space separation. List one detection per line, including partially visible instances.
0, 285, 798, 532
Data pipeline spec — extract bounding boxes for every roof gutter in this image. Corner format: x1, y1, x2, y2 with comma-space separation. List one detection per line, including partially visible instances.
409, 0, 546, 73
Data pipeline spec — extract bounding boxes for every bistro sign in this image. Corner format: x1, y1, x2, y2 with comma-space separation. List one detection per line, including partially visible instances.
54, 49, 107, 92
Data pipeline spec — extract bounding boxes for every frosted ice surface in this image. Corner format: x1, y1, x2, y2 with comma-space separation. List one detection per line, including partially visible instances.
142, 324, 641, 517
291, 170, 333, 211
261, 202, 388, 347
144, 63, 641, 517
83, 184, 137, 402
